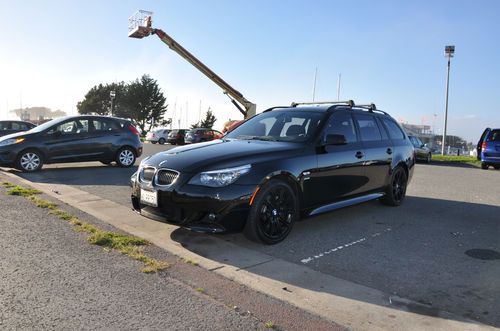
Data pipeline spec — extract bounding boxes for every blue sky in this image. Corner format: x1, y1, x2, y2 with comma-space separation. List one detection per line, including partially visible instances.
1, 0, 499, 142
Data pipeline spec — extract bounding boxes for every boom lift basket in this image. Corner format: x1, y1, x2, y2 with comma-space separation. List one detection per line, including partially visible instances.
128, 10, 153, 38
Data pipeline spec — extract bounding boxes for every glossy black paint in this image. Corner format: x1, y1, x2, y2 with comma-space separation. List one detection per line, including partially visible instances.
0, 115, 142, 169
131, 104, 415, 234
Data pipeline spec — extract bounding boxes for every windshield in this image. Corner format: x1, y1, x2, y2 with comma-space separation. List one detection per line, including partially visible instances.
225, 110, 324, 142
28, 117, 71, 133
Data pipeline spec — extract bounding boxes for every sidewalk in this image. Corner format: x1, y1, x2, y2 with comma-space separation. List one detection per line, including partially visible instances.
0, 178, 340, 331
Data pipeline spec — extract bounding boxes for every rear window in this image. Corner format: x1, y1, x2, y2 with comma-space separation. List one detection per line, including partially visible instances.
487, 130, 500, 142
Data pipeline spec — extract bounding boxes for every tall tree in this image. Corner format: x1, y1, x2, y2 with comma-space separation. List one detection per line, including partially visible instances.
77, 82, 126, 116
124, 75, 168, 135
194, 108, 217, 129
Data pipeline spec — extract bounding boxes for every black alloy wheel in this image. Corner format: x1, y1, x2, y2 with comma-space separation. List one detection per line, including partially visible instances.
481, 163, 489, 170
244, 179, 298, 244
381, 166, 407, 206
158, 138, 166, 145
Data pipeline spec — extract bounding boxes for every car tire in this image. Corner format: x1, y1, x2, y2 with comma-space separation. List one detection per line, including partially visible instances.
481, 162, 489, 170
381, 166, 408, 206
244, 179, 298, 245
17, 149, 43, 172
426, 153, 432, 163
116, 147, 136, 167
171, 142, 176, 145
494, 165, 500, 170
158, 138, 166, 145
151, 141, 157, 144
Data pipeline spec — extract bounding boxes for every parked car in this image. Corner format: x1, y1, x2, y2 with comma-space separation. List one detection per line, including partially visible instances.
167, 129, 187, 145
222, 120, 245, 133
0, 120, 36, 137
146, 128, 170, 144
184, 128, 223, 144
131, 101, 415, 244
408, 135, 431, 163
0, 115, 142, 172
477, 128, 500, 170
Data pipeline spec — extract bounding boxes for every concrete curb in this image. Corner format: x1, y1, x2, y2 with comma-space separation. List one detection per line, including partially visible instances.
1, 169, 495, 331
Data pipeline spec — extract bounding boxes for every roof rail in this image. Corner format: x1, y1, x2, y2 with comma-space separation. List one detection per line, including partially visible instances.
291, 100, 355, 107
355, 103, 389, 115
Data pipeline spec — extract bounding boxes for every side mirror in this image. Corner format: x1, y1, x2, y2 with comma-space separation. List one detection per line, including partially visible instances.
325, 134, 347, 145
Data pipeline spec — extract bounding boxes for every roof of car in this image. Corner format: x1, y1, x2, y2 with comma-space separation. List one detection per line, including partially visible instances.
266, 101, 390, 117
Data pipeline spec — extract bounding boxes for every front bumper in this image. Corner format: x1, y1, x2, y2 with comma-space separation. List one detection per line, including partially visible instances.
130, 172, 255, 233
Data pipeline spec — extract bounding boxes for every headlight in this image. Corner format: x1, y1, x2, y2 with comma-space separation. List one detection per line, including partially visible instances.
0, 138, 25, 147
189, 164, 251, 187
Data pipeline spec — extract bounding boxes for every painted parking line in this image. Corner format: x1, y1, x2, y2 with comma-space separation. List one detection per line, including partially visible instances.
300, 227, 392, 264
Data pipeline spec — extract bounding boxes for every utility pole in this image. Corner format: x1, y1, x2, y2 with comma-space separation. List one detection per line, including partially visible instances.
312, 67, 318, 102
441, 45, 455, 155
337, 73, 342, 101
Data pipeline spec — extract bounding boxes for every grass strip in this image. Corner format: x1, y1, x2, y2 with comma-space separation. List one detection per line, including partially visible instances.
2, 183, 169, 273
432, 155, 480, 165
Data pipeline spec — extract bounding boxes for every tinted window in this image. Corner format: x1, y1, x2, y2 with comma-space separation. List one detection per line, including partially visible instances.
487, 130, 500, 142
51, 119, 89, 134
354, 114, 382, 141
226, 110, 324, 142
409, 136, 419, 147
0, 122, 10, 130
92, 119, 119, 131
382, 118, 405, 140
324, 112, 357, 143
12, 122, 29, 130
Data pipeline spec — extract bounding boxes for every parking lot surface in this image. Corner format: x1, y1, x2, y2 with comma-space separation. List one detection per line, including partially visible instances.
7, 143, 500, 327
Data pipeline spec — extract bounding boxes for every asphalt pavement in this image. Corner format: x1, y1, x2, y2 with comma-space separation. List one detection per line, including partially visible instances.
5, 143, 500, 328
0, 181, 340, 331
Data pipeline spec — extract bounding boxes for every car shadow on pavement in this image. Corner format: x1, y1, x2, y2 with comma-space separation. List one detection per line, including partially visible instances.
169, 196, 500, 328
4, 164, 138, 187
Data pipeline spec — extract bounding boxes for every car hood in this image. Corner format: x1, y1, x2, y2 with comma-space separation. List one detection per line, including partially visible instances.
143, 139, 305, 173
0, 131, 30, 141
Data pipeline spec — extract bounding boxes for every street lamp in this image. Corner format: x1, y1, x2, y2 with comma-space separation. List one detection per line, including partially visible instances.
441, 45, 455, 155
109, 90, 116, 117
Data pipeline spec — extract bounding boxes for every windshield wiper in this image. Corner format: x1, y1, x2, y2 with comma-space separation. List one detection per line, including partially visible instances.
236, 135, 276, 141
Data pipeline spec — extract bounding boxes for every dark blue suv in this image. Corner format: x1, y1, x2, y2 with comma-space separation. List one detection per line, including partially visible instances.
477, 128, 500, 170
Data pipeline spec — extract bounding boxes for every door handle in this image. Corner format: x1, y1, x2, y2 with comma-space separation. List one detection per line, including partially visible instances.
386, 148, 393, 155
355, 151, 364, 159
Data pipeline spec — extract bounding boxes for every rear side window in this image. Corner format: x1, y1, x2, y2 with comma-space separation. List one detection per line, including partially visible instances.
487, 130, 500, 142
324, 112, 357, 143
92, 119, 119, 131
0, 122, 11, 130
354, 114, 382, 142
382, 118, 405, 140
12, 122, 29, 130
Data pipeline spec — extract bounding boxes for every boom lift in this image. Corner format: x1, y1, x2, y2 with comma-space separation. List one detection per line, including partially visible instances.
128, 10, 256, 119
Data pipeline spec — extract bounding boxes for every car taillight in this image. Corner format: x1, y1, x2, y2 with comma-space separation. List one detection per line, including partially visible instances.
128, 124, 140, 137
482, 141, 486, 150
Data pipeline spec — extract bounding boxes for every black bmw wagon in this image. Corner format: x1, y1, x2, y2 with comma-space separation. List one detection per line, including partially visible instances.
131, 101, 415, 244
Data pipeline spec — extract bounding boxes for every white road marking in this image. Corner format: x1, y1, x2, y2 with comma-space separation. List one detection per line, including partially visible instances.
300, 227, 392, 264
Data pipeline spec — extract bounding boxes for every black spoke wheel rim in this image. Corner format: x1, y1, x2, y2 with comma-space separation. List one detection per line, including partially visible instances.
258, 186, 294, 240
392, 169, 406, 202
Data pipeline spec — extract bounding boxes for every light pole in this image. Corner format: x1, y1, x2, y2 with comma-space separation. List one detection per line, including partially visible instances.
441, 45, 455, 155
109, 90, 116, 117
